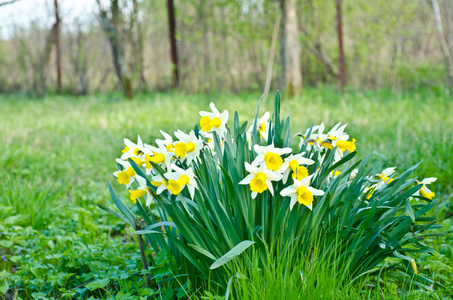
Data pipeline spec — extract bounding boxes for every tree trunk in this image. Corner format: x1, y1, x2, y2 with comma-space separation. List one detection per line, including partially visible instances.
336, 0, 346, 90
167, 0, 179, 88
54, 0, 62, 94
430, 0, 453, 89
282, 0, 303, 97
97, 0, 134, 99
131, 0, 147, 90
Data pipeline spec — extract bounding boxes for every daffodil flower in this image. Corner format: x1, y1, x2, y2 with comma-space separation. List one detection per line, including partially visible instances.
113, 159, 137, 188
376, 167, 397, 184
143, 140, 174, 174
280, 153, 315, 184
246, 112, 271, 145
252, 144, 293, 172
173, 130, 203, 164
163, 165, 197, 199
363, 179, 386, 200
299, 122, 327, 152
121, 135, 145, 160
280, 175, 325, 210
199, 102, 229, 137
156, 130, 175, 152
151, 174, 168, 195
128, 175, 153, 207
239, 162, 283, 199
326, 122, 349, 141
412, 177, 436, 200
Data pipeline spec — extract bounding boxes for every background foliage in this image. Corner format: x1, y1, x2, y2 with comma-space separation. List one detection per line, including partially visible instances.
0, 0, 452, 94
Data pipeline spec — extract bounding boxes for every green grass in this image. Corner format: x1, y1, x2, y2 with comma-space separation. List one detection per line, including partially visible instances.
0, 87, 452, 299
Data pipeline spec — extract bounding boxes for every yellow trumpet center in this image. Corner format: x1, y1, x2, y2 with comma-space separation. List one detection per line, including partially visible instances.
296, 186, 313, 206
264, 152, 283, 171
250, 172, 268, 194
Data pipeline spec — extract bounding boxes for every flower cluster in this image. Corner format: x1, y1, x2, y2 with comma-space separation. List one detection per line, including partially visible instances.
112, 102, 228, 206
112, 102, 436, 211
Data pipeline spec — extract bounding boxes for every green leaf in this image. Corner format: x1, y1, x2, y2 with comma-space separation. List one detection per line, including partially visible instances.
86, 278, 110, 290
210, 240, 255, 270
1, 281, 9, 294
189, 244, 217, 260
0, 240, 13, 248
404, 199, 415, 221
97, 204, 133, 226
107, 181, 137, 225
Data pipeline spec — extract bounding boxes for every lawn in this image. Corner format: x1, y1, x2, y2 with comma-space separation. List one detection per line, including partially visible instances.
0, 88, 452, 299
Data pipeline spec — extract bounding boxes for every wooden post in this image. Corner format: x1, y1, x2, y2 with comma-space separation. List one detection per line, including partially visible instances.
167, 0, 179, 88
54, 0, 62, 94
336, 0, 346, 89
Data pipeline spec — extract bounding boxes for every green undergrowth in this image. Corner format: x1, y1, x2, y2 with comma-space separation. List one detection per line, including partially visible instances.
0, 87, 452, 299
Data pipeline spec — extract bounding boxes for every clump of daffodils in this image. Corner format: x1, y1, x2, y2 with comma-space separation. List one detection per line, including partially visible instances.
112, 101, 436, 212
107, 95, 439, 290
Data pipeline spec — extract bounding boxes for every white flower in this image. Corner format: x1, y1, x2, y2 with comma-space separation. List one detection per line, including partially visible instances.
280, 175, 324, 210
199, 102, 229, 137
164, 165, 198, 199
280, 153, 315, 184
239, 162, 283, 199
173, 130, 203, 165
246, 112, 271, 144
412, 177, 436, 200
121, 135, 145, 160
252, 144, 293, 171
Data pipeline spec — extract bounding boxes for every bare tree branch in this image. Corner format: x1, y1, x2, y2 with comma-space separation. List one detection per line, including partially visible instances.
0, 0, 21, 7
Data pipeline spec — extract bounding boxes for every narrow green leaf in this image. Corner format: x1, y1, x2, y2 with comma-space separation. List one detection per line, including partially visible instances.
97, 204, 133, 226
189, 244, 218, 260
404, 199, 415, 221
107, 181, 137, 225
210, 240, 255, 270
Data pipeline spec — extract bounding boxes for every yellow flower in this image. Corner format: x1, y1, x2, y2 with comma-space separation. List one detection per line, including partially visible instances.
121, 135, 145, 160
239, 162, 283, 199
250, 172, 268, 193
174, 130, 203, 164
246, 112, 271, 145
296, 185, 313, 207
412, 177, 436, 201
116, 167, 136, 185
264, 152, 283, 171
281, 154, 315, 184
292, 166, 308, 180
280, 174, 324, 210
335, 138, 356, 153
157, 166, 197, 199
128, 188, 148, 203
252, 144, 292, 172
167, 175, 190, 195
199, 102, 229, 137
113, 159, 137, 188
